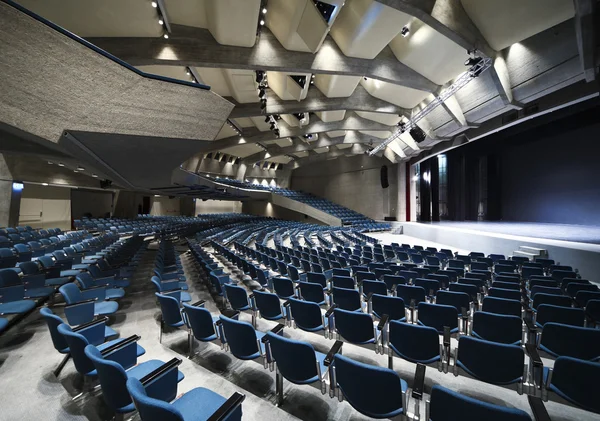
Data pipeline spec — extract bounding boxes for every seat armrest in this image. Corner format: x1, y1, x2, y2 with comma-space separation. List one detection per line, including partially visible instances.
100, 334, 140, 356
324, 304, 337, 317
207, 392, 246, 421
66, 298, 97, 306
527, 396, 551, 421
366, 292, 374, 303
526, 343, 544, 389
411, 363, 426, 401
323, 340, 344, 367
192, 299, 205, 307
140, 357, 182, 386
270, 323, 285, 336
73, 316, 108, 332
377, 314, 390, 331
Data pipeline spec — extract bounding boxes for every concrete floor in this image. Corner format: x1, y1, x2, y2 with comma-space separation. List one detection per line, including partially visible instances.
0, 236, 596, 421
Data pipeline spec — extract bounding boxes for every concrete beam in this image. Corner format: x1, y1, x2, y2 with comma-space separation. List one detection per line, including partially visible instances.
88, 26, 439, 93
377, 0, 494, 56
574, 0, 597, 82
291, 145, 369, 168
489, 53, 523, 108
228, 85, 407, 118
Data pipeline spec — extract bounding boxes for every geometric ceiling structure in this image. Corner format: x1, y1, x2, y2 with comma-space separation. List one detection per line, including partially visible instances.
2, 0, 597, 179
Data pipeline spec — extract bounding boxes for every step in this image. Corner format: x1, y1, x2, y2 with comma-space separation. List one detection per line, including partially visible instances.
519, 245, 548, 255
513, 250, 540, 259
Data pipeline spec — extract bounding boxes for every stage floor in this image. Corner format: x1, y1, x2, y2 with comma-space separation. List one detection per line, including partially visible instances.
424, 221, 600, 245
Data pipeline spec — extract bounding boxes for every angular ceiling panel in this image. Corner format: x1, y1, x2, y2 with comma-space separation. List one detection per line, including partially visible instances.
313, 74, 362, 98
269, 155, 293, 164
274, 137, 294, 147
220, 143, 263, 157
249, 116, 271, 131
461, 0, 574, 50
359, 130, 392, 139
355, 111, 401, 126
164, 0, 208, 28
313, 146, 330, 154
315, 110, 347, 122
193, 67, 232, 97
232, 117, 255, 128
330, 0, 411, 59
17, 0, 163, 37
205, 0, 261, 47
360, 78, 430, 109
336, 143, 353, 149
389, 19, 468, 85
268, 71, 311, 101
327, 130, 347, 138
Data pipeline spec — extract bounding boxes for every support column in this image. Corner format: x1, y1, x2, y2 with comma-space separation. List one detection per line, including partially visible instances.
0, 154, 21, 227
396, 162, 407, 222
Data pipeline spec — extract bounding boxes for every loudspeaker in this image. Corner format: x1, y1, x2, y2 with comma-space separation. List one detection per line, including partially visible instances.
380, 165, 389, 189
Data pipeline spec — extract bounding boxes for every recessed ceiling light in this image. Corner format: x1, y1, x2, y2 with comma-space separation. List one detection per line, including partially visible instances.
154, 194, 160, 197
58, 163, 65, 167
262, 8, 267, 14
163, 33, 169, 39
92, 174, 98, 178
259, 20, 265, 26
42, 183, 49, 186
47, 161, 53, 165
158, 19, 164, 25
401, 26, 410, 37
77, 166, 85, 171
151, 2, 157, 8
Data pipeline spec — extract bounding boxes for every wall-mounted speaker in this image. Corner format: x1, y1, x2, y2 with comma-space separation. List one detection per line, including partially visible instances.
380, 165, 389, 189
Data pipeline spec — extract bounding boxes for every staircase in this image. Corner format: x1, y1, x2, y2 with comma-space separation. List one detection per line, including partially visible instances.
513, 245, 548, 260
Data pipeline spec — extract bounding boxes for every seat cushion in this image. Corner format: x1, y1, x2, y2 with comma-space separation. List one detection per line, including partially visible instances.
172, 387, 228, 421
94, 300, 119, 315
0, 317, 8, 333
60, 269, 82, 277
179, 282, 189, 291
45, 277, 70, 286
0, 300, 36, 314
105, 288, 125, 300
127, 359, 185, 383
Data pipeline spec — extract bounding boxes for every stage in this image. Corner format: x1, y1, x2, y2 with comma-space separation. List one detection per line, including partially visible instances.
379, 221, 600, 280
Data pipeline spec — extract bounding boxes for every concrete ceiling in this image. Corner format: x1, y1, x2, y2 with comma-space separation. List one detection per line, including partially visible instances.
1, 0, 597, 180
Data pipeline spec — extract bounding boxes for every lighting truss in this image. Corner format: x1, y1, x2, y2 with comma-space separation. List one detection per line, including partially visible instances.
368, 56, 492, 156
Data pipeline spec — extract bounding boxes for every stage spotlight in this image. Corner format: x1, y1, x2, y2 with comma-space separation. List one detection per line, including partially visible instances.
163, 33, 169, 39
260, 20, 265, 26
264, 116, 271, 123
401, 26, 409, 37
158, 19, 164, 25
255, 71, 265, 83
262, 8, 267, 14
274, 129, 280, 137
258, 89, 265, 98
260, 102, 267, 111
151, 1, 157, 7
464, 56, 483, 67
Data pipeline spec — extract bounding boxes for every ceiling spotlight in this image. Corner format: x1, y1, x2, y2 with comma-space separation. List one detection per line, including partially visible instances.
262, 8, 267, 14
151, 1, 157, 7
270, 123, 275, 130
363, 77, 368, 81
42, 183, 49, 186
464, 56, 483, 67
158, 19, 164, 25
310, 81, 314, 85
401, 26, 409, 37
186, 70, 191, 75
258, 89, 265, 98
264, 116, 270, 123
163, 33, 169, 39
92, 174, 98, 178
260, 102, 267, 111
58, 163, 65, 167
47, 161, 53, 165
274, 129, 280, 137
260, 20, 265, 26
255, 70, 265, 83
77, 166, 85, 171
311, 75, 315, 79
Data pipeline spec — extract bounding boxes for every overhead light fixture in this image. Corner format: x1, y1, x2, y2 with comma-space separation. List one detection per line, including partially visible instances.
47, 161, 53, 165
77, 166, 85, 171
258, 89, 265, 98
151, 1, 157, 7
42, 183, 49, 186
58, 162, 65, 167
260, 20, 265, 26
262, 8, 267, 14
158, 19, 164, 25
264, 116, 271, 123
12, 182, 24, 191
464, 56, 483, 67
401, 26, 409, 37
363, 77, 368, 81
163, 33, 169, 39
92, 174, 98, 178
154, 194, 160, 197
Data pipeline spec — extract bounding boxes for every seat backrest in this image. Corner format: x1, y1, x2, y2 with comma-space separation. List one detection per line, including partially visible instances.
155, 293, 183, 326
449, 283, 479, 300
382, 275, 406, 291
332, 287, 361, 311
85, 345, 133, 411
566, 282, 599, 298
332, 275, 355, 290
76, 272, 96, 289
436, 290, 471, 312
298, 282, 325, 304
253, 290, 283, 320
219, 315, 260, 360
272, 277, 294, 299
395, 284, 426, 306
482, 296, 521, 317
59, 283, 83, 304
429, 385, 532, 421
223, 284, 249, 310
472, 311, 522, 345
530, 286, 562, 298
40, 307, 69, 353
362, 280, 387, 297
182, 303, 216, 341
575, 290, 600, 307
371, 294, 405, 321
306, 272, 327, 288
334, 353, 404, 419
536, 304, 584, 327
126, 378, 184, 421
488, 287, 521, 301
57, 324, 95, 375
388, 321, 439, 364
418, 302, 458, 333
531, 293, 571, 310
457, 336, 524, 385
550, 356, 600, 413
0, 268, 21, 286
289, 298, 323, 331
333, 308, 374, 344
540, 322, 600, 361
266, 332, 319, 383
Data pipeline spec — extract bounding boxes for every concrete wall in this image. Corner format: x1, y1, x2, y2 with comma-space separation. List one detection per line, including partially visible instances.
71, 189, 114, 219
196, 199, 242, 215
291, 154, 400, 220
242, 200, 324, 225
150, 196, 181, 216
18, 184, 71, 230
